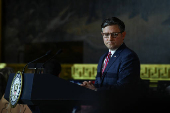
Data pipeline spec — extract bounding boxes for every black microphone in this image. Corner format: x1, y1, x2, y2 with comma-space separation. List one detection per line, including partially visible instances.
39, 49, 63, 74
22, 50, 51, 74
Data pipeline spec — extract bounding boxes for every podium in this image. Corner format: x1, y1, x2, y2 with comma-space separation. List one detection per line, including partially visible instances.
5, 73, 146, 113
4, 73, 98, 113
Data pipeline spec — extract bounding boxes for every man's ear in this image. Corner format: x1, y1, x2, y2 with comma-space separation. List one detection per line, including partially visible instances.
122, 31, 126, 40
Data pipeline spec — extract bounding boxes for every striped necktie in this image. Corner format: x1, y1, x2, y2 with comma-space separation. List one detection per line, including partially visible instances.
102, 52, 112, 75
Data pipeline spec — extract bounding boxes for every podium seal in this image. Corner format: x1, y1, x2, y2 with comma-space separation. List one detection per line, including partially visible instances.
9, 71, 23, 108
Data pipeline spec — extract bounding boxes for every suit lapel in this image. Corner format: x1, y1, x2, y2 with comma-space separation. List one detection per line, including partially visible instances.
98, 52, 108, 76
103, 43, 126, 75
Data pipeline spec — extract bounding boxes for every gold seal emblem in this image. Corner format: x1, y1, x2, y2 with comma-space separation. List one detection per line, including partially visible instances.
9, 71, 23, 108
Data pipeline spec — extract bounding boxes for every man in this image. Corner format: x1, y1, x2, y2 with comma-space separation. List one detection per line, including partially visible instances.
81, 16, 140, 91
81, 17, 141, 112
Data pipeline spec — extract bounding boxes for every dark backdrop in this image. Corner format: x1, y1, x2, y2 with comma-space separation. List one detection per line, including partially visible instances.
2, 0, 170, 64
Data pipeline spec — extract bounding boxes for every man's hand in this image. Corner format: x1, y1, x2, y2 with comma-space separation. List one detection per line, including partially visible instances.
80, 81, 97, 91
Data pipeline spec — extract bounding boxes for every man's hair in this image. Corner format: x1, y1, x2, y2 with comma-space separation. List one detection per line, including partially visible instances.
43, 59, 61, 77
101, 17, 125, 33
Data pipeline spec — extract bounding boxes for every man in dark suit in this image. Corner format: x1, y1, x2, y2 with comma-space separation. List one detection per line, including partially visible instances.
81, 17, 141, 113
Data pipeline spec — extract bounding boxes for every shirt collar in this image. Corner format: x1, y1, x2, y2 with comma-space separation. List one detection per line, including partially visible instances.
109, 43, 123, 57
109, 49, 117, 57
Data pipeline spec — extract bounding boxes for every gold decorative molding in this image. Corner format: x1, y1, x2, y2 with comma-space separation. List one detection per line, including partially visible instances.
1, 63, 170, 81
140, 64, 170, 81
60, 64, 73, 80
0, 63, 6, 68
71, 64, 97, 80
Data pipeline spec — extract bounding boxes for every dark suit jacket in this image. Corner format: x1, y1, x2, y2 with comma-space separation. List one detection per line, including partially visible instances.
94, 43, 141, 91
92, 43, 141, 113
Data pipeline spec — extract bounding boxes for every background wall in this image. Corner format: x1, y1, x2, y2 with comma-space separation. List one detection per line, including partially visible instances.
1, 0, 170, 64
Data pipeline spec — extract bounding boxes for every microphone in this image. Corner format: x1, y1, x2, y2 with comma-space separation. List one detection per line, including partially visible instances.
22, 50, 51, 74
39, 49, 63, 74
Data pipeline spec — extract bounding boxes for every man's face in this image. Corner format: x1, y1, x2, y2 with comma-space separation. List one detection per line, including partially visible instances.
102, 25, 126, 50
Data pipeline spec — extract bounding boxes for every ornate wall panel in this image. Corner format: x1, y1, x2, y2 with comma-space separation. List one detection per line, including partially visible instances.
1, 63, 170, 81
140, 64, 170, 81
71, 64, 97, 80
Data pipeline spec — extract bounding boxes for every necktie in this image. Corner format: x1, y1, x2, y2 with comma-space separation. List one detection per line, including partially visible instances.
102, 52, 112, 75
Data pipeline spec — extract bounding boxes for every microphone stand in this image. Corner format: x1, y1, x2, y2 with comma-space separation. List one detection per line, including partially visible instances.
39, 49, 62, 74
22, 50, 51, 75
